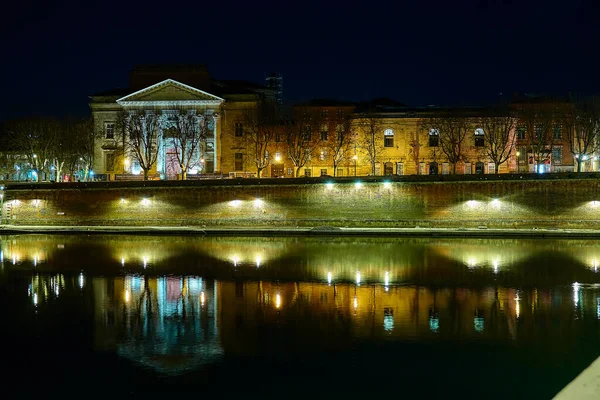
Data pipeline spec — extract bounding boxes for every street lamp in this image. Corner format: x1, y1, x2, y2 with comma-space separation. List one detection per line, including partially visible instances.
353, 154, 358, 176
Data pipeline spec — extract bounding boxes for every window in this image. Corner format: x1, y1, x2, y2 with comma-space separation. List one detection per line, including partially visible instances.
553, 124, 562, 139
234, 153, 243, 171
337, 168, 343, 176
552, 146, 563, 165
304, 168, 311, 177
488, 162, 496, 174
302, 126, 312, 142
429, 162, 438, 175
105, 122, 115, 139
319, 149, 328, 161
265, 150, 269, 160
274, 152, 282, 162
320, 169, 328, 176
235, 122, 244, 137
321, 109, 328, 117
384, 162, 394, 175
517, 126, 526, 140
429, 128, 439, 147
475, 161, 484, 174
384, 128, 394, 147
105, 153, 115, 172
321, 124, 328, 141
474, 128, 485, 147
304, 148, 312, 161
396, 162, 404, 175
275, 132, 281, 142
534, 124, 543, 139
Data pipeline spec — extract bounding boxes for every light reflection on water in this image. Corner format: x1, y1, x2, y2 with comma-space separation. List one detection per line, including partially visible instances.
3, 235, 600, 397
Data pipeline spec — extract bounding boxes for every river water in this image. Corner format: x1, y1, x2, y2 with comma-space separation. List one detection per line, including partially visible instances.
2, 235, 600, 397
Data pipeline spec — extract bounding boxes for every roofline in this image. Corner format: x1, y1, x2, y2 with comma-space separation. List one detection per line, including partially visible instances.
116, 79, 225, 103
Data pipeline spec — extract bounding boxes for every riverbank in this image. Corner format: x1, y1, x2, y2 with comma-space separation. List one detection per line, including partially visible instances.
2, 224, 600, 238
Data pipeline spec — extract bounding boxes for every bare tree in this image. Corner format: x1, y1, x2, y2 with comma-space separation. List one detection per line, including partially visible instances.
59, 118, 95, 181
164, 109, 210, 180
355, 116, 384, 175
120, 110, 162, 180
408, 130, 421, 174
479, 114, 517, 173
419, 115, 471, 174
565, 97, 600, 172
515, 103, 559, 172
5, 118, 58, 181
327, 117, 354, 176
286, 109, 319, 177
243, 102, 279, 178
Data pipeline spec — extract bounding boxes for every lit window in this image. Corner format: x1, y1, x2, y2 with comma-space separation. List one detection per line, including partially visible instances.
319, 149, 328, 161
517, 126, 526, 140
552, 146, 562, 165
320, 169, 328, 176
304, 168, 311, 177
302, 126, 312, 142
321, 124, 328, 141
553, 124, 562, 139
474, 128, 485, 147
105, 122, 115, 139
384, 129, 394, 147
429, 128, 439, 147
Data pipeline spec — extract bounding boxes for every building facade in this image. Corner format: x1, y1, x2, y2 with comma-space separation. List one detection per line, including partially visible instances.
89, 67, 580, 180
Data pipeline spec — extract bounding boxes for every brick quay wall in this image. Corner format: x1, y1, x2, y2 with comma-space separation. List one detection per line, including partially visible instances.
2, 174, 600, 229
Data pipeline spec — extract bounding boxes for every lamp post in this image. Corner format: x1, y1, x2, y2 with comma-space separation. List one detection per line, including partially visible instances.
353, 154, 357, 176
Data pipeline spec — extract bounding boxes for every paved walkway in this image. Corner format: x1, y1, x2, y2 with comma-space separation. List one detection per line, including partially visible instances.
554, 357, 600, 399
2, 225, 600, 238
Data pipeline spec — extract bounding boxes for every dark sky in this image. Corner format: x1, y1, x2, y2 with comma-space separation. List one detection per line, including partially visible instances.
1, 0, 598, 121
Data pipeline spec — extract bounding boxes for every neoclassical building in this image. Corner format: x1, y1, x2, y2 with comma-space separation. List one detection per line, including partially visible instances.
89, 65, 277, 180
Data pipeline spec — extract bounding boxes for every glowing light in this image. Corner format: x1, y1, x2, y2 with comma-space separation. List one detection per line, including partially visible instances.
124, 159, 130, 167
79, 273, 84, 289
232, 255, 239, 267
383, 181, 391, 189
493, 259, 499, 274
474, 317, 485, 333
356, 270, 361, 285
141, 198, 150, 206
143, 256, 147, 269
33, 255, 37, 267
275, 155, 281, 162
327, 271, 332, 285
353, 296, 358, 310
229, 200, 241, 208
32, 199, 40, 207
384, 271, 389, 286
325, 182, 334, 189
573, 282, 581, 307
429, 316, 439, 332
490, 199, 500, 208
352, 155, 357, 160
120, 198, 126, 204
33, 293, 38, 306
200, 291, 205, 306
12, 200, 20, 206
354, 181, 363, 189
125, 290, 130, 303
467, 257, 477, 268
255, 255, 261, 268
466, 200, 478, 208
121, 257, 125, 267
593, 259, 599, 273
275, 293, 281, 309
12, 255, 16, 265
591, 201, 600, 208
254, 198, 263, 208
515, 292, 521, 319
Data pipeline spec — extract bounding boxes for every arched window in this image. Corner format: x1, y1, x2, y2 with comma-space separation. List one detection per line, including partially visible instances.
429, 128, 439, 147
474, 128, 485, 147
384, 129, 394, 147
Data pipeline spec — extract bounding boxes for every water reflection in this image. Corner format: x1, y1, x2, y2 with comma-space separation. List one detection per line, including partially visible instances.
3, 234, 600, 383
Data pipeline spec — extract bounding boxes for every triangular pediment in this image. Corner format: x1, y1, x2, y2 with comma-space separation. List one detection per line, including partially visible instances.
117, 79, 224, 105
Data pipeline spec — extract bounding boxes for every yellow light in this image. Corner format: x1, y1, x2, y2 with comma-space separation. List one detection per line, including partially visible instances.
120, 198, 126, 204
353, 296, 358, 310
384, 271, 389, 286
275, 156, 281, 162
121, 257, 125, 267
325, 182, 334, 189
12, 200, 20, 206
466, 200, 478, 207
383, 181, 391, 189
491, 199, 500, 208
255, 255, 261, 268
141, 198, 150, 206
353, 155, 357, 160
355, 181, 362, 189
124, 159, 130, 167
516, 151, 520, 157
229, 200, 241, 208
591, 201, 600, 208
232, 255, 239, 267
275, 293, 281, 309
493, 259, 499, 273
327, 271, 332, 285
254, 199, 263, 208
200, 291, 205, 306
356, 270, 361, 285
125, 290, 130, 303
32, 199, 40, 207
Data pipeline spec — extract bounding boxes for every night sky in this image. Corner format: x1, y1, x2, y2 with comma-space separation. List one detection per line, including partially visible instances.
1, 0, 598, 121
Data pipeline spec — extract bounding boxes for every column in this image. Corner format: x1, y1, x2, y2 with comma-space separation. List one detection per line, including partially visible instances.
213, 112, 220, 174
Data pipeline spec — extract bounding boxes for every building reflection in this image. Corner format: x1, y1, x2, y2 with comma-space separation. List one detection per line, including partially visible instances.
22, 271, 600, 375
